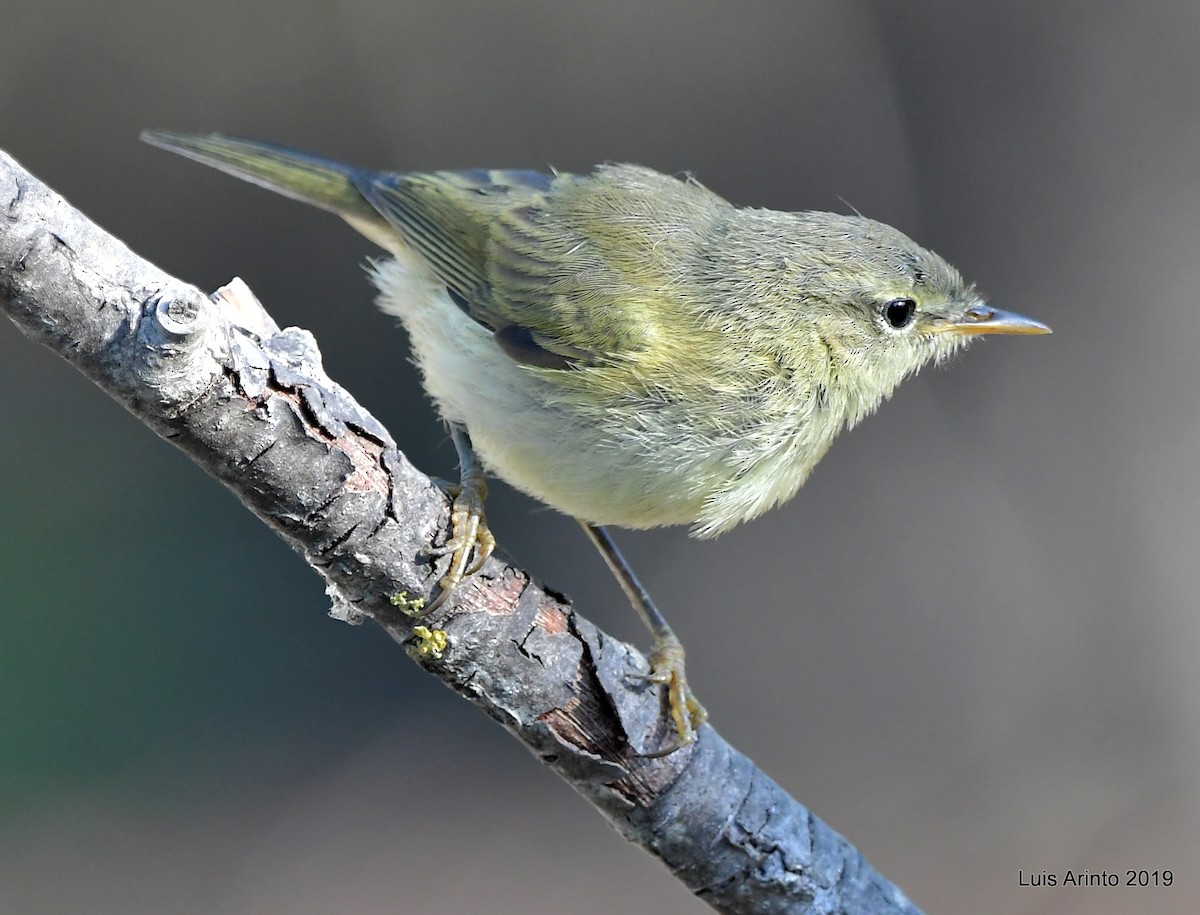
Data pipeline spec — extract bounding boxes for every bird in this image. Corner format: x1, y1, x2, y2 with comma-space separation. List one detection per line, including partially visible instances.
142, 130, 1050, 751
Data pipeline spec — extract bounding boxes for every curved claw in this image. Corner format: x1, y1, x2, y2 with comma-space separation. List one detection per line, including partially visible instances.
629, 633, 708, 755
423, 477, 495, 611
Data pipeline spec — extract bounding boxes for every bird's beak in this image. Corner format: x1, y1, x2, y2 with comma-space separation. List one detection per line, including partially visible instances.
942, 304, 1052, 336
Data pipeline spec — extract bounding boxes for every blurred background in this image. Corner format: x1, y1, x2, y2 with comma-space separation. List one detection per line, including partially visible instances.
1, 2, 1196, 913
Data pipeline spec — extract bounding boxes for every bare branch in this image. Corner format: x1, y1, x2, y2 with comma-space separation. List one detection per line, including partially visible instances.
0, 149, 921, 915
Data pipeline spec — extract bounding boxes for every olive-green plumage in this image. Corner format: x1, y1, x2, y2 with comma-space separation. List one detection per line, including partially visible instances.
143, 130, 1048, 538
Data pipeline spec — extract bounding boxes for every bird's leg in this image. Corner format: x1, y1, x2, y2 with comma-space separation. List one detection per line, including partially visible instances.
424, 424, 496, 610
578, 521, 707, 754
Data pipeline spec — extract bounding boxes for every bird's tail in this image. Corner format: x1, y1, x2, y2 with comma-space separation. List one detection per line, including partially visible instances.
141, 130, 380, 225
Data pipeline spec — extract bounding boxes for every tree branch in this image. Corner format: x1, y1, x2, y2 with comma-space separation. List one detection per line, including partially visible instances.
0, 149, 921, 915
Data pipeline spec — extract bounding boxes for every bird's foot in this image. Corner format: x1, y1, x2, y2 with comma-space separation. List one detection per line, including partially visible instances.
630, 633, 708, 756
423, 476, 495, 611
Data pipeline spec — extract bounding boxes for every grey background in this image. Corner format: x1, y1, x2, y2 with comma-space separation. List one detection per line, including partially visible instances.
2, 2, 1196, 913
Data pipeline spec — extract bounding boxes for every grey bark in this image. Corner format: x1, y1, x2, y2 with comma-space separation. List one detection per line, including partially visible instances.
0, 149, 922, 915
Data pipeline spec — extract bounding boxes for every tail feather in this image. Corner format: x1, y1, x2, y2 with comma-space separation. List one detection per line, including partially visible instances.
141, 130, 380, 223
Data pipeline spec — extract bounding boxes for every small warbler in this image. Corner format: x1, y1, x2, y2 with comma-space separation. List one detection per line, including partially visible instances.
143, 130, 1050, 751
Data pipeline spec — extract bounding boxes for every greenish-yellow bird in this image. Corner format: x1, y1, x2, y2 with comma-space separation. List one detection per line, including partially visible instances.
143, 130, 1050, 750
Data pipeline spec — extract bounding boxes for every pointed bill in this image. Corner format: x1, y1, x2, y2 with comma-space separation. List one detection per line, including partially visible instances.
945, 304, 1052, 336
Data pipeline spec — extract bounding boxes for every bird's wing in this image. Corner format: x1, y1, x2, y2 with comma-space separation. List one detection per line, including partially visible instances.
363, 164, 732, 370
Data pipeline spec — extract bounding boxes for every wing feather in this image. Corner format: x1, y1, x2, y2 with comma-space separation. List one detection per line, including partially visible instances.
362, 164, 733, 370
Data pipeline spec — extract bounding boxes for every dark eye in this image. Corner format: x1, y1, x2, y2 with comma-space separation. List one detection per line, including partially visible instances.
883, 298, 917, 329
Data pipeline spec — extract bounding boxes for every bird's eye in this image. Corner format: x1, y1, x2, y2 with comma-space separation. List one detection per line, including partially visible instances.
883, 298, 917, 330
